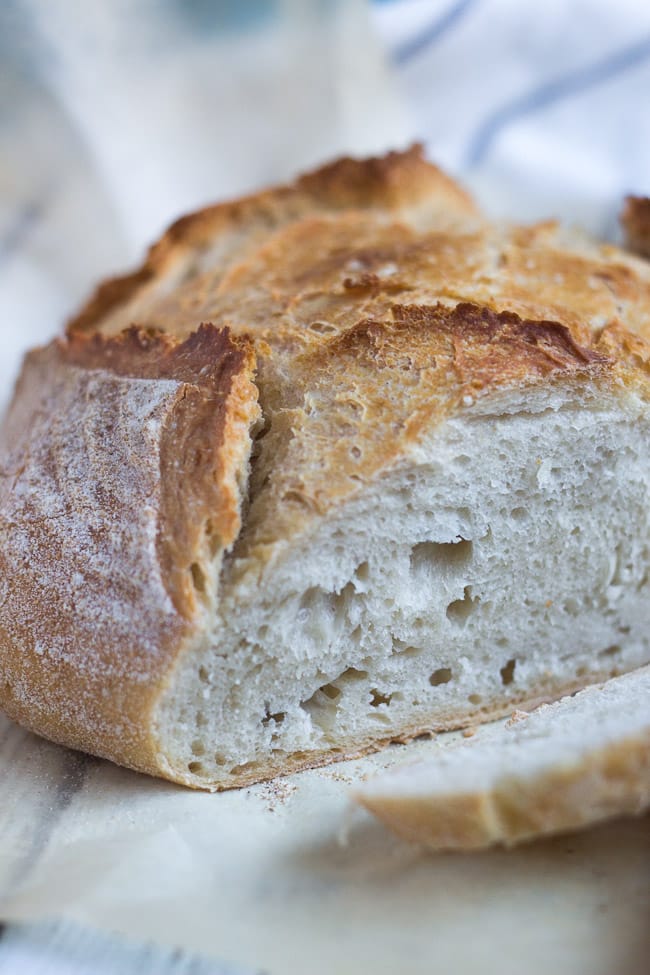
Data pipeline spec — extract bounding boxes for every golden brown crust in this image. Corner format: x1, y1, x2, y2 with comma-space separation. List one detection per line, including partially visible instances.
295, 144, 475, 212
621, 195, 650, 259
355, 732, 650, 850
0, 325, 259, 777
67, 145, 478, 337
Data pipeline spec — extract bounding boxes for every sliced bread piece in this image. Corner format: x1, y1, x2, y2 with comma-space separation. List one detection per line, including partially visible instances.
2, 148, 650, 790
355, 667, 650, 849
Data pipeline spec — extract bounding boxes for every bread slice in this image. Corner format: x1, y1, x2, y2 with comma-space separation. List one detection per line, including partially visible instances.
355, 667, 650, 849
2, 146, 650, 790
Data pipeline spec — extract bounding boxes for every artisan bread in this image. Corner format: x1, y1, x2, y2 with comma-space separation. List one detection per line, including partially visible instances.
622, 196, 650, 259
2, 146, 650, 790
355, 666, 650, 849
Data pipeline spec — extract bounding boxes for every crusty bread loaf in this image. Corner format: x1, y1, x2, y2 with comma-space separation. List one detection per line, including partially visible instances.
2, 146, 650, 790
355, 666, 650, 849
622, 196, 650, 259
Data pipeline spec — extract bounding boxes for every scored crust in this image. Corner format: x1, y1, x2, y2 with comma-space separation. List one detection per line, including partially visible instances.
2, 147, 650, 786
67, 148, 650, 582
0, 325, 259, 775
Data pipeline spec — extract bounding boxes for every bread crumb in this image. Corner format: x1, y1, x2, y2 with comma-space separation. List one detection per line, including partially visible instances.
506, 709, 529, 727
259, 778, 297, 812
462, 727, 476, 738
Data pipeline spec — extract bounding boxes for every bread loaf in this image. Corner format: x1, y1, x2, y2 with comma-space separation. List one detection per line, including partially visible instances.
1, 146, 650, 789
622, 196, 650, 259
355, 666, 650, 849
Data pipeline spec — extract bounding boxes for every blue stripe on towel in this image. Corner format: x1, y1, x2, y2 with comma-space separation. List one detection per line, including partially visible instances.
0, 920, 245, 974
466, 33, 650, 166
0, 196, 48, 263
393, 0, 478, 66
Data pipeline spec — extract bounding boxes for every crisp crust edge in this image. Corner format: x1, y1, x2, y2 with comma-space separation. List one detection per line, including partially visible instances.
0, 325, 259, 778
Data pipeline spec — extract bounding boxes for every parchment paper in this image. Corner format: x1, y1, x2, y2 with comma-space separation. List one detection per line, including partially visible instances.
1, 711, 648, 975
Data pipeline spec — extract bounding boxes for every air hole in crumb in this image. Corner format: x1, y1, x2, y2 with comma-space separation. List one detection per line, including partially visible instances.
196, 711, 207, 728
188, 761, 204, 774
229, 761, 259, 776
411, 538, 473, 576
262, 709, 286, 726
298, 584, 353, 624
429, 667, 452, 686
511, 507, 527, 521
215, 753, 227, 766
500, 658, 516, 685
308, 320, 337, 334
370, 688, 393, 707
600, 645, 621, 656
198, 666, 209, 683
393, 642, 422, 658
350, 445, 361, 460
204, 521, 220, 556
190, 562, 207, 593
355, 561, 369, 581
191, 739, 205, 756
339, 666, 368, 682
282, 489, 310, 506
301, 666, 368, 721
446, 586, 479, 624
468, 693, 482, 705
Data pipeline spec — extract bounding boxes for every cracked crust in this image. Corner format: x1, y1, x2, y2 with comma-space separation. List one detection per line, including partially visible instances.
3, 147, 650, 785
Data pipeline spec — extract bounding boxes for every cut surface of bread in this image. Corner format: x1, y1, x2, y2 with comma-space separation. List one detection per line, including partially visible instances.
354, 667, 650, 849
2, 147, 650, 789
